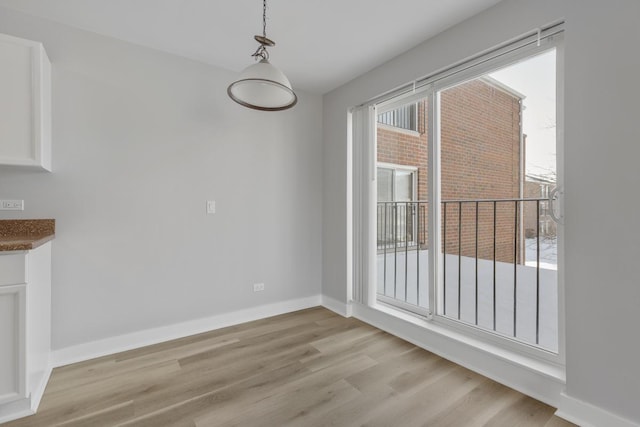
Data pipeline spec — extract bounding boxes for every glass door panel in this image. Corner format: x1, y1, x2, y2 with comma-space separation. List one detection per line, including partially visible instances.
376, 98, 429, 314
438, 49, 559, 352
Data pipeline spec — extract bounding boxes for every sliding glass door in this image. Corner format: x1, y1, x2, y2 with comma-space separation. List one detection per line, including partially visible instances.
437, 49, 559, 352
376, 97, 430, 315
371, 37, 563, 355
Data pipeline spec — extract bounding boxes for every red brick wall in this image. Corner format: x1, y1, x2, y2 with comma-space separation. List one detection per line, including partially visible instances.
377, 78, 523, 263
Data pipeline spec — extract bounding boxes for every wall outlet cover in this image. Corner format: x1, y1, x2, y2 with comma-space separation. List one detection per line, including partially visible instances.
0, 200, 24, 210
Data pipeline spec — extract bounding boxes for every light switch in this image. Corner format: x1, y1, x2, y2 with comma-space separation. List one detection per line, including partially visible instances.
206, 200, 216, 214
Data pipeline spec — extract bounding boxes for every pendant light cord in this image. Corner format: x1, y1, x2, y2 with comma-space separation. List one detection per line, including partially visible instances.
252, 0, 270, 60
262, 0, 267, 39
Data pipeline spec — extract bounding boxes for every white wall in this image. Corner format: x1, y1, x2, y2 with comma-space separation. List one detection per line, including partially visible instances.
323, 0, 640, 424
0, 7, 323, 350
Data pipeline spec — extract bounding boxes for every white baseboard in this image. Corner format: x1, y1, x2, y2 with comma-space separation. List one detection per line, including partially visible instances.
52, 295, 322, 367
0, 362, 52, 424
320, 295, 352, 317
0, 399, 32, 425
556, 393, 639, 427
30, 361, 53, 411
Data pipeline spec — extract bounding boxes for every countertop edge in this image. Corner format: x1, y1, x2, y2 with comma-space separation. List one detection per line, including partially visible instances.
0, 234, 55, 252
0, 219, 56, 252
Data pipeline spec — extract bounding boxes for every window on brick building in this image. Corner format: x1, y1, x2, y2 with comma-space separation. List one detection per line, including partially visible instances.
376, 165, 416, 203
377, 103, 418, 131
377, 165, 417, 248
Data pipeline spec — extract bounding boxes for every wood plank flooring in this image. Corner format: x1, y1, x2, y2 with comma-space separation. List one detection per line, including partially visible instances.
4, 307, 576, 427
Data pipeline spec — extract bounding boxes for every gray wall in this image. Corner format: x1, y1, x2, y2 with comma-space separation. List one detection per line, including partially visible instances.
0, 8, 323, 349
322, 0, 640, 423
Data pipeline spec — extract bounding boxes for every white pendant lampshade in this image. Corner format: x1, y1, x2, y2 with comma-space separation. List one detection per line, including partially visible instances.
228, 59, 297, 111
228, 0, 297, 111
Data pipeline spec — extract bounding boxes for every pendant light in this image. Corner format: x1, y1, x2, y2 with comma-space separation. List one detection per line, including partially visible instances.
227, 0, 297, 111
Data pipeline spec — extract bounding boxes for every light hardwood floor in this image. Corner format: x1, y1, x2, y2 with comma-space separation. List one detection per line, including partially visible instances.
4, 307, 576, 427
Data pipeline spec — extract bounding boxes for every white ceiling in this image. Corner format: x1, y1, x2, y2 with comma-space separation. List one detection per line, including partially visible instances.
0, 0, 502, 94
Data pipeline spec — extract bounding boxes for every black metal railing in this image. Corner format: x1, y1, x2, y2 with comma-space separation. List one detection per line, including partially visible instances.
376, 202, 427, 249
377, 198, 557, 349
377, 202, 428, 310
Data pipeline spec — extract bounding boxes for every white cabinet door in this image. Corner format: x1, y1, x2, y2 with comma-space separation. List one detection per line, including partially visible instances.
0, 33, 51, 171
0, 285, 26, 404
0, 244, 52, 423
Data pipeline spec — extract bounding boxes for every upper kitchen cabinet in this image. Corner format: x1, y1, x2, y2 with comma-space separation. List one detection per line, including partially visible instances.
0, 33, 51, 171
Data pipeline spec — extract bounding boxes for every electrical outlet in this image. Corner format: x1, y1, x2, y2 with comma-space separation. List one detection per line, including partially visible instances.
0, 200, 24, 210
253, 283, 265, 292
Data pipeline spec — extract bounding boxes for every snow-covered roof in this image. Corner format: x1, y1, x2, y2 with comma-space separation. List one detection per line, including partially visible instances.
525, 173, 555, 184
480, 76, 526, 100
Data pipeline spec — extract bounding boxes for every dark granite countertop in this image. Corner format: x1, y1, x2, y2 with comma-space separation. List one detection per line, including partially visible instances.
0, 219, 55, 251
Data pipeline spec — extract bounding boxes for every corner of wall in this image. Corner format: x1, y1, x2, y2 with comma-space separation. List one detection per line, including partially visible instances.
321, 294, 352, 317
556, 393, 640, 427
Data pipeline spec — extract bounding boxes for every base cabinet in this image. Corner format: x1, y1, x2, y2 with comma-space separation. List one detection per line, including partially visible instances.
0, 285, 26, 404
0, 243, 52, 423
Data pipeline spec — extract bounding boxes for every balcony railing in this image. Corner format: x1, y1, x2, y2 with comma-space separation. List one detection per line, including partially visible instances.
377, 198, 558, 352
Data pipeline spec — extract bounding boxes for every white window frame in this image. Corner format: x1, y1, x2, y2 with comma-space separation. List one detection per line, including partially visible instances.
376, 162, 418, 202
376, 163, 419, 247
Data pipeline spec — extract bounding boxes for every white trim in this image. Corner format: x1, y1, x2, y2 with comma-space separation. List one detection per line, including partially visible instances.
352, 302, 565, 406
351, 106, 377, 306
347, 109, 354, 306
556, 393, 639, 427
0, 356, 48, 425
376, 162, 418, 173
554, 35, 567, 364
0, 398, 31, 425
29, 361, 52, 411
351, 106, 366, 305
321, 295, 352, 317
428, 90, 441, 317
431, 313, 560, 364
376, 295, 430, 318
16, 284, 27, 400
51, 295, 321, 367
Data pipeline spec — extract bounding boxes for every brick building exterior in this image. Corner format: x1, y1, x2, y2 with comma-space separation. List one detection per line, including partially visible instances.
377, 77, 525, 263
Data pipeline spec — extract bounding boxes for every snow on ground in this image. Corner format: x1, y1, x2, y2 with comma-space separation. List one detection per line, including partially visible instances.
525, 236, 557, 270
377, 248, 558, 352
